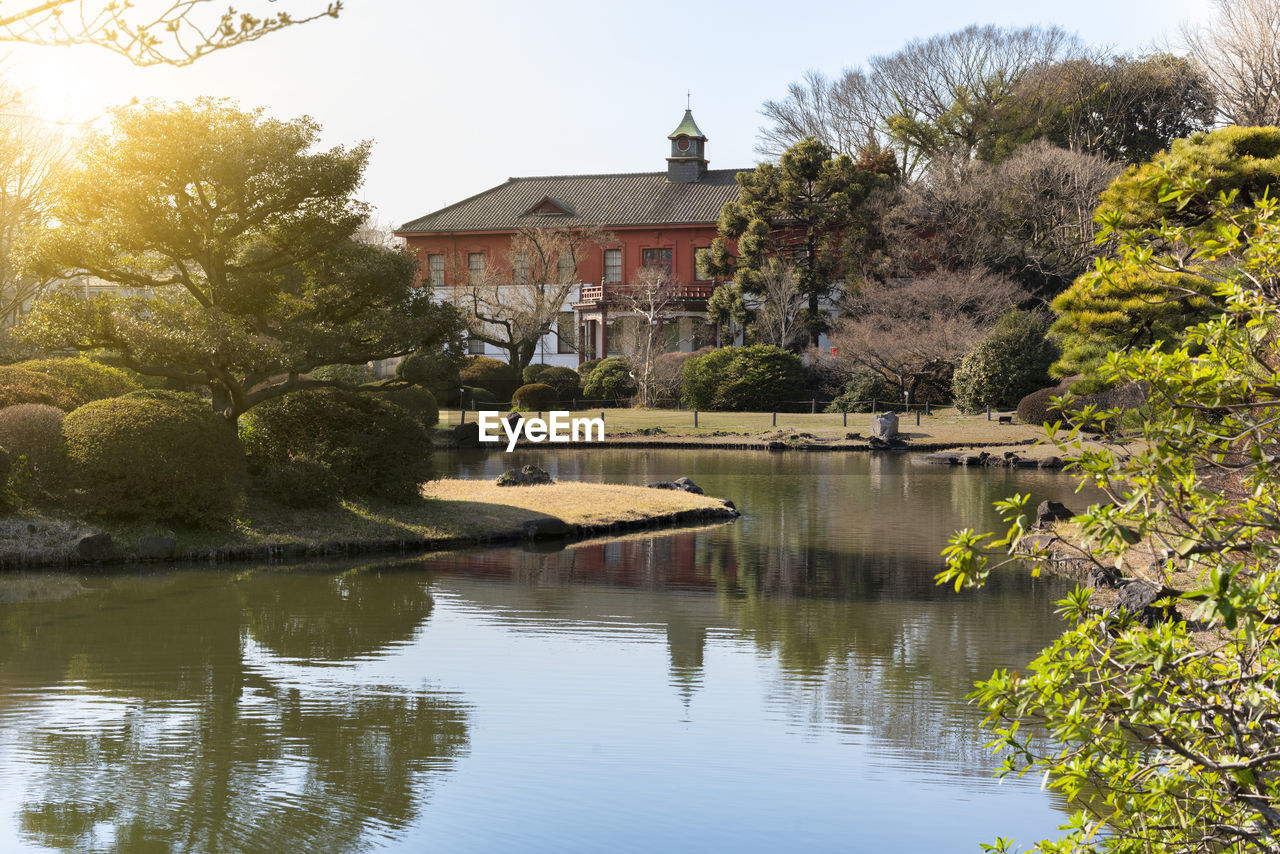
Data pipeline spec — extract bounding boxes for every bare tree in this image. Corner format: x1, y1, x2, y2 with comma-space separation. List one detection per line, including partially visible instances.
447, 223, 610, 374
0, 97, 64, 326
831, 269, 1026, 403
0, 1, 341, 66
750, 258, 805, 350
620, 264, 680, 408
1182, 0, 1280, 126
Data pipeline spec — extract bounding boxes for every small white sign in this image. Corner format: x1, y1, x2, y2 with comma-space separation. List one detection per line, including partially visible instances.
477, 411, 606, 452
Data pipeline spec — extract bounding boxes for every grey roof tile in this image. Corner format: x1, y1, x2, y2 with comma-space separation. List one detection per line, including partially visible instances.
397, 169, 744, 234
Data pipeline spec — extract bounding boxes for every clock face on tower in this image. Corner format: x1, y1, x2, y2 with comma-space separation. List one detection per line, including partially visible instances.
676, 136, 691, 153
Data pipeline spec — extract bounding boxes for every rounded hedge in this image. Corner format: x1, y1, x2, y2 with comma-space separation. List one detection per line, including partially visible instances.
380, 385, 439, 429
1016, 380, 1071, 425
396, 351, 462, 405
953, 311, 1058, 414
576, 358, 603, 379
459, 356, 518, 399
680, 345, 804, 411
523, 365, 581, 401
582, 357, 635, 401
241, 389, 431, 504
512, 383, 558, 411
16, 358, 140, 403
0, 366, 82, 411
0, 404, 67, 500
63, 397, 246, 524
309, 363, 376, 385
826, 370, 894, 413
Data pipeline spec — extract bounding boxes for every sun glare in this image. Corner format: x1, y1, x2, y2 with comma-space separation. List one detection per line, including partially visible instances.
9, 48, 134, 130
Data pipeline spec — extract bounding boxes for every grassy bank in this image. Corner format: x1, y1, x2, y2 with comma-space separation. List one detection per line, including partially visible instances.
0, 479, 738, 569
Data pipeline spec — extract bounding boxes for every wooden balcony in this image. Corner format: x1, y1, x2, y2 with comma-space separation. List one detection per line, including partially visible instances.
576, 282, 717, 304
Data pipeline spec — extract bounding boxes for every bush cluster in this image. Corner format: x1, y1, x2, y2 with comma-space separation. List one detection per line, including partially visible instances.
0, 365, 83, 411
511, 382, 558, 411
826, 370, 894, 413
582, 357, 635, 401
460, 356, 519, 400
378, 385, 439, 429
0, 404, 68, 500
576, 358, 603, 379
63, 396, 246, 524
241, 389, 431, 505
16, 358, 140, 403
680, 345, 804, 411
309, 363, 376, 385
952, 311, 1058, 414
523, 364, 581, 401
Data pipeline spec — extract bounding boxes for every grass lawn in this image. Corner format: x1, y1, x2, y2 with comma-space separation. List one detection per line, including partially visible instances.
0, 478, 733, 566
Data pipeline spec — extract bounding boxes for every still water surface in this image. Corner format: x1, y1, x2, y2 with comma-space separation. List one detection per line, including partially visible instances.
0, 450, 1094, 852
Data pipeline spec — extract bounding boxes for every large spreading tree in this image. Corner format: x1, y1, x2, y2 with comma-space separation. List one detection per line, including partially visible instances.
712, 137, 895, 347
19, 98, 463, 421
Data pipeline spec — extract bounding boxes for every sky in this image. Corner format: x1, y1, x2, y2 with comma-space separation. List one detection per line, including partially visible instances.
4, 0, 1218, 228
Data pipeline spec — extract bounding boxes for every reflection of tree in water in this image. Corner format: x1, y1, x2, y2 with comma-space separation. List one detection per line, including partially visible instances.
0, 565, 469, 854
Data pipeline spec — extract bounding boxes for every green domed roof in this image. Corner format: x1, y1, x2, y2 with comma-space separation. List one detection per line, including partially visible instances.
668, 109, 706, 139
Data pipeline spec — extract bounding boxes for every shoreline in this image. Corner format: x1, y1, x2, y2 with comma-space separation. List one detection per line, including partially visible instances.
0, 480, 740, 572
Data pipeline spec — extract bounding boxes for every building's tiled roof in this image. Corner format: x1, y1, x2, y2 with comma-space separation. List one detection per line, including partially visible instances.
397, 169, 745, 234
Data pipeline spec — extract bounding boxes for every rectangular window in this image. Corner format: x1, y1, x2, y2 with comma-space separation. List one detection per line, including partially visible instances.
468, 338, 485, 355
607, 317, 627, 356
513, 252, 530, 285
467, 252, 485, 280
557, 251, 576, 283
642, 248, 673, 278
662, 320, 681, 353
557, 311, 576, 354
694, 247, 713, 282
427, 253, 445, 286
603, 249, 622, 283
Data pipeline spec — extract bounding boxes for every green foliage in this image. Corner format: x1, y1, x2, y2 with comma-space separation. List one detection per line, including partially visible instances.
309, 363, 375, 385
530, 366, 580, 402
939, 186, 1280, 853
826, 370, 894, 413
18, 99, 464, 421
582, 357, 635, 401
63, 396, 246, 525
395, 348, 465, 405
0, 404, 67, 500
0, 365, 82, 411
459, 356, 518, 399
16, 357, 140, 403
461, 386, 495, 407
576, 358, 603, 379
1014, 382, 1067, 426
377, 385, 438, 430
680, 345, 804, 411
511, 383, 557, 411
952, 311, 1058, 413
715, 137, 895, 345
240, 389, 431, 504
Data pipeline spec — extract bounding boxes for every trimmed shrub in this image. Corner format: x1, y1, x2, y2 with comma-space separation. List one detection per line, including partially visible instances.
0, 404, 67, 500
260, 457, 339, 509
512, 383, 558, 411
462, 386, 495, 407
122, 388, 211, 407
680, 345, 804, 411
522, 364, 551, 385
826, 370, 894, 413
310, 363, 376, 385
1016, 379, 1072, 425
16, 358, 140, 403
953, 311, 1059, 414
0, 366, 82, 411
459, 356, 519, 399
576, 358, 603, 379
63, 396, 246, 525
379, 385, 439, 429
241, 389, 431, 504
582, 357, 636, 401
524, 365, 580, 401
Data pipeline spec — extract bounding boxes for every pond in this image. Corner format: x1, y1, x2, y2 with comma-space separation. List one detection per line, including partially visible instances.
0, 449, 1095, 852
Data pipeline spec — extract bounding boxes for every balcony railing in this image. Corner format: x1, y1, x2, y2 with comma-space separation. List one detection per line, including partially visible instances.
577, 282, 717, 302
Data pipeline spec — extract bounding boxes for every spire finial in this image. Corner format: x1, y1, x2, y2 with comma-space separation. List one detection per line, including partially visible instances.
686, 90, 691, 110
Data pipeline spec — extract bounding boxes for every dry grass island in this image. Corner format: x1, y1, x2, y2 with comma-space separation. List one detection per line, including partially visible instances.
0, 478, 739, 570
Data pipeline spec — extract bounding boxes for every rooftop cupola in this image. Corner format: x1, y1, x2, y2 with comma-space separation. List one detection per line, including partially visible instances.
667, 108, 708, 183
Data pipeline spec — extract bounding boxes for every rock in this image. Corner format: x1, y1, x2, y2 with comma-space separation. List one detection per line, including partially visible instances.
521, 517, 572, 538
1086, 564, 1122, 589
845, 432, 862, 440
452, 420, 482, 448
496, 465, 553, 487
766, 441, 787, 451
720, 499, 736, 511
75, 532, 114, 562
1113, 580, 1175, 627
919, 453, 960, 465
137, 535, 176, 560
1038, 456, 1062, 469
647, 477, 704, 494
871, 411, 899, 441
1036, 500, 1073, 526
962, 454, 984, 466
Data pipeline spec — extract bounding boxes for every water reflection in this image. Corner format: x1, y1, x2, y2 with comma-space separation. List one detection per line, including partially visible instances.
0, 569, 470, 854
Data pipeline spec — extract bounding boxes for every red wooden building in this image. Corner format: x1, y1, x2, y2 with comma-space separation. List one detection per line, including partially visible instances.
395, 110, 743, 367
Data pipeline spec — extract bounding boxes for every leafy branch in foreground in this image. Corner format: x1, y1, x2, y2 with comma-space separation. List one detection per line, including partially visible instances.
938, 183, 1280, 852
